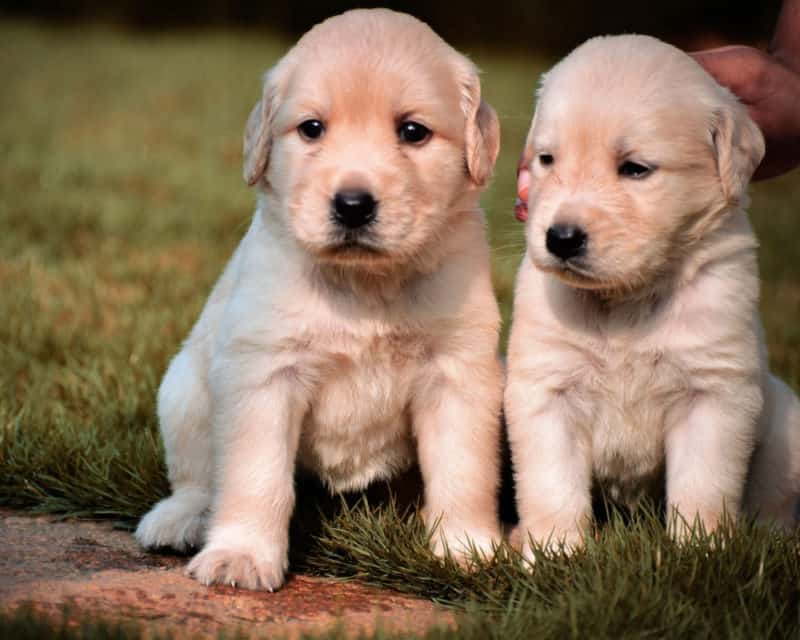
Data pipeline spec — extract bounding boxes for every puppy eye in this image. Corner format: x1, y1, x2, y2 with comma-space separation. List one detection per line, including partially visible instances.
298, 119, 325, 141
618, 161, 652, 179
398, 121, 431, 145
538, 153, 554, 167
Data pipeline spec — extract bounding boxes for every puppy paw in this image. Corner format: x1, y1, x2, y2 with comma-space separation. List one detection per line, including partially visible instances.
135, 489, 209, 552
187, 544, 288, 591
514, 524, 584, 566
428, 524, 500, 565
506, 524, 524, 551
667, 510, 727, 546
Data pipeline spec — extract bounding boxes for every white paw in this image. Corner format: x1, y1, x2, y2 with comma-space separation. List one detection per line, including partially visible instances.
135, 489, 209, 552
186, 544, 288, 591
428, 522, 500, 565
518, 538, 539, 567
514, 524, 583, 567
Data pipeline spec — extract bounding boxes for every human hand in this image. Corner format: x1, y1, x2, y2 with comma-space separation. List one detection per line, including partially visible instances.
692, 45, 800, 180
515, 158, 530, 222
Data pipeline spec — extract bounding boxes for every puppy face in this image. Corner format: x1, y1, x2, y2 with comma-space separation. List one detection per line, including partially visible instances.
244, 9, 499, 271
520, 35, 764, 295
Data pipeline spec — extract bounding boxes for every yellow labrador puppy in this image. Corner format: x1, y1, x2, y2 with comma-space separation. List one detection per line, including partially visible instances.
507, 34, 799, 559
135, 9, 503, 590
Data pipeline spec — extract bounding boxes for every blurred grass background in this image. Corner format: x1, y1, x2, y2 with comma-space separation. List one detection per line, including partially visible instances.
0, 0, 783, 52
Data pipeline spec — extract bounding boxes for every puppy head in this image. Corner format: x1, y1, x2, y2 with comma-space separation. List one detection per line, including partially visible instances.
520, 35, 764, 296
244, 9, 499, 272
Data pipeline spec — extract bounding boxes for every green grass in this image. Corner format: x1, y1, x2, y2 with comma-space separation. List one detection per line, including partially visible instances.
1, 19, 799, 639
304, 499, 800, 638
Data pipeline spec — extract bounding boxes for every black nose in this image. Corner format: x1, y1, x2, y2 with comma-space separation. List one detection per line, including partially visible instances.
332, 190, 377, 229
546, 224, 588, 260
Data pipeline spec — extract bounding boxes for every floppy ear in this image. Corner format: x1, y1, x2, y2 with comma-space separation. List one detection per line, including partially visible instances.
462, 71, 501, 187
712, 102, 765, 204
243, 70, 282, 187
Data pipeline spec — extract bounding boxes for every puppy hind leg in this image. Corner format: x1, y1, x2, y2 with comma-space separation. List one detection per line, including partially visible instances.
136, 349, 213, 551
745, 375, 800, 529
135, 486, 210, 552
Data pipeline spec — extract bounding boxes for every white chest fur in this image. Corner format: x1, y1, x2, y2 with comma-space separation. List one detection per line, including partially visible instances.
579, 346, 691, 501
296, 329, 428, 492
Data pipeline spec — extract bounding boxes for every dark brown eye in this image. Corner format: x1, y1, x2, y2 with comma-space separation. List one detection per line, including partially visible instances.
619, 160, 652, 178
398, 121, 431, 144
539, 153, 554, 167
298, 119, 324, 141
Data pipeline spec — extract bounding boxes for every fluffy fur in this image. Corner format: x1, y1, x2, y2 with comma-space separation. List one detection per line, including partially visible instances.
135, 9, 504, 590
506, 35, 800, 559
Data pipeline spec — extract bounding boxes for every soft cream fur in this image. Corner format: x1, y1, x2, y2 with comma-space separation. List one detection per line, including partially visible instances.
506, 35, 800, 559
135, 9, 504, 590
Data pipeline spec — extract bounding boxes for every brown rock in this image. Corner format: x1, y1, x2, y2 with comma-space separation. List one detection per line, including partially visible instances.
0, 510, 454, 638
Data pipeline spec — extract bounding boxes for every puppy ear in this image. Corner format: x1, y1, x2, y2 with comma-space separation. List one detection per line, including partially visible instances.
712, 102, 764, 204
462, 71, 501, 187
243, 70, 282, 187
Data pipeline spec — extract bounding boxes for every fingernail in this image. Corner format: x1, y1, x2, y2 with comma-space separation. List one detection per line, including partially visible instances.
514, 198, 529, 222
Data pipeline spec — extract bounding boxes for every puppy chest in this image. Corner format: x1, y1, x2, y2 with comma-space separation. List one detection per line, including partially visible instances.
297, 335, 426, 492
586, 351, 691, 490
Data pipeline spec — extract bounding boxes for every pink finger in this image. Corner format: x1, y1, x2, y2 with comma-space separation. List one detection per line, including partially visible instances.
515, 167, 531, 222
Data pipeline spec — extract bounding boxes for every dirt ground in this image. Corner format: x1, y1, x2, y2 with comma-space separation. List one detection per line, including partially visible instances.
0, 510, 455, 638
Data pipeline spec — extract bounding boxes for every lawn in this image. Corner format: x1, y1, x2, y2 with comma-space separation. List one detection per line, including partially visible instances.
1, 20, 799, 639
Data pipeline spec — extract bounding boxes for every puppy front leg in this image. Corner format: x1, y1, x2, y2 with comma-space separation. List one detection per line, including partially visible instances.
666, 392, 759, 540
413, 360, 503, 561
187, 374, 306, 591
506, 386, 592, 561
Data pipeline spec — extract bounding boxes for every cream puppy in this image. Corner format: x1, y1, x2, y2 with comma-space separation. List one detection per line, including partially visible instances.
506, 34, 800, 558
135, 9, 503, 590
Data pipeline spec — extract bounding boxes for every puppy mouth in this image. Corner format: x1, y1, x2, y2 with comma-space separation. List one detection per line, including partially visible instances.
320, 232, 388, 261
535, 256, 604, 288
